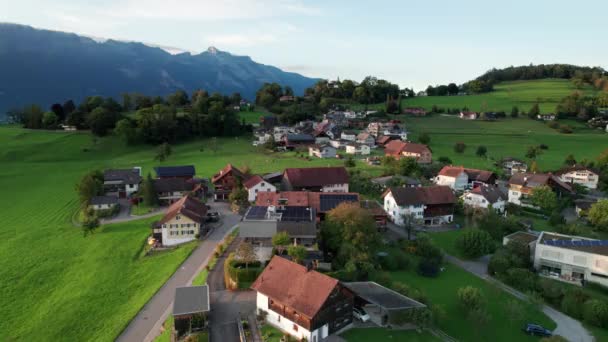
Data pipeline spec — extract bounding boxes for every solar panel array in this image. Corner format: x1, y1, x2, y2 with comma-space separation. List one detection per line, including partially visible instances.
246, 206, 269, 220
319, 194, 358, 212
280, 206, 313, 222
544, 239, 607, 247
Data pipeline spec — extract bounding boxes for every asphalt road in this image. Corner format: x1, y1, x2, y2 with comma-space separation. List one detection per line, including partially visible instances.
207, 237, 257, 342
116, 202, 241, 342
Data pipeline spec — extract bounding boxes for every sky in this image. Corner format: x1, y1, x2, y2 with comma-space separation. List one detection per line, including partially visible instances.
1, 0, 606, 90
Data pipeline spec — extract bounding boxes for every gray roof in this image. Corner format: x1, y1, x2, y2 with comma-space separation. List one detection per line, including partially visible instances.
173, 286, 210, 316
104, 168, 142, 184
90, 196, 118, 205
344, 281, 426, 310
469, 185, 506, 203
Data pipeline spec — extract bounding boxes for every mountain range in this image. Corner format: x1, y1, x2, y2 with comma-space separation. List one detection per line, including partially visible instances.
0, 23, 320, 115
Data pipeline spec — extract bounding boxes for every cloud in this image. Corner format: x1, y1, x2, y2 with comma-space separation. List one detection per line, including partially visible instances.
206, 33, 278, 47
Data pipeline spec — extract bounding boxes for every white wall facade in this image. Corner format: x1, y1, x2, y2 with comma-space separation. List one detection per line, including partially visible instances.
340, 133, 356, 141
558, 170, 598, 189
322, 183, 349, 193
435, 172, 468, 191
463, 192, 506, 213
161, 215, 199, 246
383, 192, 424, 225
256, 292, 323, 341
91, 203, 116, 210
309, 146, 337, 159
534, 240, 608, 287
248, 181, 277, 202
126, 183, 139, 196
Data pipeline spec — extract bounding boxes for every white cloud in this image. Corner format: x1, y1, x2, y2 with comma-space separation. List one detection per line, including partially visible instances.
206, 33, 278, 47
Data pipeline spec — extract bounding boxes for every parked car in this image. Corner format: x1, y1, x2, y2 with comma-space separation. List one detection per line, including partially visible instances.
353, 307, 370, 322
522, 323, 552, 337
206, 212, 220, 222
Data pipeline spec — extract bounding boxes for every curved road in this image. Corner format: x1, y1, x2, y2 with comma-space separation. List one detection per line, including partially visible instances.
116, 202, 241, 342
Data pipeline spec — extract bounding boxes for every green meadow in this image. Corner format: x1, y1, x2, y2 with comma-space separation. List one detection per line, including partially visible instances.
0, 126, 351, 341
401, 79, 597, 113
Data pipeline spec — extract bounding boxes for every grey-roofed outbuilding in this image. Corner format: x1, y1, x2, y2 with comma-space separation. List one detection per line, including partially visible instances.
344, 281, 426, 310
173, 285, 210, 316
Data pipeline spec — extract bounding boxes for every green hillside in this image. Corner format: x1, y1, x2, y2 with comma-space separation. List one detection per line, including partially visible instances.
402, 79, 597, 113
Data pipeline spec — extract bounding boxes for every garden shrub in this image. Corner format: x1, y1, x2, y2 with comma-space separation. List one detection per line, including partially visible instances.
583, 299, 608, 328
560, 288, 589, 319
417, 257, 441, 278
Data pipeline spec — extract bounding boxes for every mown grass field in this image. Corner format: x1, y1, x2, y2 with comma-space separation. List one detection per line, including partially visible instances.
400, 114, 608, 172
401, 79, 597, 113
238, 110, 268, 125
0, 126, 362, 341
389, 263, 555, 342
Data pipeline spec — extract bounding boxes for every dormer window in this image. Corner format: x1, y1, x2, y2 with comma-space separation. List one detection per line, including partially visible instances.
176, 215, 181, 220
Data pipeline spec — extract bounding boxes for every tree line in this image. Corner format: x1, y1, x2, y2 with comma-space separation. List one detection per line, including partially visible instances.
8, 90, 251, 144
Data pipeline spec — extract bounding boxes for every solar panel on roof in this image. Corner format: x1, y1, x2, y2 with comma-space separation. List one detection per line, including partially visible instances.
319, 194, 358, 212
246, 206, 269, 219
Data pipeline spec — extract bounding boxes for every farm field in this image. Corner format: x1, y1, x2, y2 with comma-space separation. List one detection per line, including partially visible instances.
399, 114, 608, 171
401, 79, 597, 113
0, 126, 364, 341
389, 263, 556, 342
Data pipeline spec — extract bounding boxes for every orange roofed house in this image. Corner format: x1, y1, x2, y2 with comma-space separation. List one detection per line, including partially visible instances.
281, 167, 349, 192
152, 195, 208, 246
252, 256, 354, 341
255, 191, 360, 221
211, 164, 246, 201
384, 140, 432, 164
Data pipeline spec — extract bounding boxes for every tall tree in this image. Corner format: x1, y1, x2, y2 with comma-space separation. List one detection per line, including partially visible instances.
141, 173, 158, 206
272, 231, 291, 255
531, 185, 558, 212
287, 245, 307, 264
235, 242, 256, 269
154, 142, 172, 162
588, 200, 608, 231
75, 170, 104, 205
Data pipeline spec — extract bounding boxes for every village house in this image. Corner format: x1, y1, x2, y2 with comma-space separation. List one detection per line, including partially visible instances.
382, 124, 408, 141
459, 111, 478, 120
371, 175, 421, 189
356, 132, 376, 146
434, 166, 497, 191
103, 167, 142, 198
211, 164, 246, 201
313, 130, 331, 145
328, 139, 343, 149
89, 196, 119, 211
340, 131, 357, 142
273, 126, 294, 141
282, 167, 349, 192
239, 206, 317, 245
384, 140, 432, 164
283, 133, 315, 149
152, 195, 207, 246
383, 186, 456, 225
153, 178, 204, 205
537, 114, 556, 121
172, 286, 210, 338
360, 200, 389, 229
345, 143, 370, 155
574, 198, 597, 217
375, 135, 396, 147
154, 165, 196, 179
555, 165, 600, 190
253, 129, 273, 146
403, 107, 428, 116
462, 184, 507, 213
507, 173, 573, 208
255, 191, 360, 221
243, 175, 277, 202
308, 144, 337, 159
252, 256, 354, 342
279, 95, 295, 102
501, 157, 528, 176
367, 122, 384, 137
533, 231, 608, 287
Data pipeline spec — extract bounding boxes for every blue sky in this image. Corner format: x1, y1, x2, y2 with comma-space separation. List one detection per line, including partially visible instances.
1, 0, 606, 90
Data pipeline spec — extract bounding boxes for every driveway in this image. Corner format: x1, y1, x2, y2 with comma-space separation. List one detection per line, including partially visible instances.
208, 237, 257, 342
116, 202, 242, 342
385, 223, 594, 342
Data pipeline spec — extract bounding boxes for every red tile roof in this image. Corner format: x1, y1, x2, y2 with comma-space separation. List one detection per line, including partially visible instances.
402, 143, 431, 154
243, 175, 264, 189
212, 164, 244, 184
251, 256, 339, 318
283, 167, 349, 187
255, 191, 360, 213
159, 195, 207, 224
384, 140, 430, 156
438, 166, 465, 177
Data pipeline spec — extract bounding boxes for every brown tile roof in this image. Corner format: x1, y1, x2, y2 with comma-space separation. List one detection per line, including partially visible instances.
470, 185, 506, 203
505, 231, 539, 245
255, 191, 360, 213
384, 140, 407, 156
383, 186, 456, 206
438, 166, 465, 177
554, 165, 600, 176
212, 164, 244, 184
283, 167, 349, 187
251, 256, 339, 318
159, 195, 207, 224
243, 175, 265, 189
357, 132, 372, 140
402, 143, 431, 155
153, 178, 196, 193
377, 136, 391, 144
509, 173, 573, 192
464, 168, 496, 183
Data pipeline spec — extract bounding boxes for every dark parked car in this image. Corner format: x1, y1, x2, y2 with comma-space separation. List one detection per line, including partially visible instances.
206, 212, 220, 222
522, 323, 552, 337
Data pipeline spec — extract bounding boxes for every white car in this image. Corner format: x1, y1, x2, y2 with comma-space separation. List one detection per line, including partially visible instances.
353, 307, 370, 322
252, 141, 261, 146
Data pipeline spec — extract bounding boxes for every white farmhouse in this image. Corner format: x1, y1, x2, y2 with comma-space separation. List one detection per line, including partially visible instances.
243, 175, 277, 202
555, 166, 599, 190
434, 166, 469, 191
340, 131, 357, 142
153, 195, 207, 246
383, 186, 456, 226
462, 185, 507, 213
345, 143, 370, 155
308, 144, 337, 159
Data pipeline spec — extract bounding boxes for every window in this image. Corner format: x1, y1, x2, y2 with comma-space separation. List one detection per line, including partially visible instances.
176, 215, 181, 220
293, 324, 298, 332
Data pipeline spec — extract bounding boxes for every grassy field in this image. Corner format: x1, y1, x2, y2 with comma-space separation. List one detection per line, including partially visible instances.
399, 114, 608, 171
239, 110, 268, 125
340, 328, 439, 341
401, 79, 597, 113
0, 126, 368, 341
389, 263, 555, 342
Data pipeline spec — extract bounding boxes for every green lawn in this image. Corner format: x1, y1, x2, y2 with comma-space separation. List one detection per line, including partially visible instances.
0, 126, 377, 341
239, 110, 268, 125
131, 202, 156, 216
399, 114, 608, 171
428, 230, 464, 258
340, 328, 440, 342
389, 264, 555, 342
260, 324, 286, 342
402, 79, 597, 113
